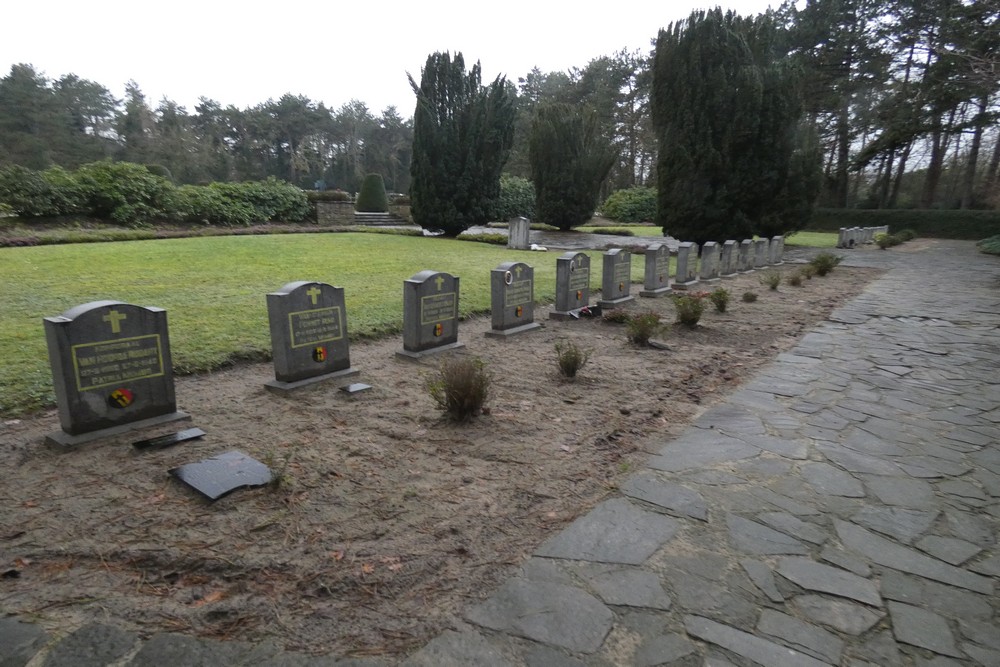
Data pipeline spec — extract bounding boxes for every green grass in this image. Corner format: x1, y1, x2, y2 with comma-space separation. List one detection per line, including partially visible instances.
785, 231, 838, 248
0, 233, 645, 417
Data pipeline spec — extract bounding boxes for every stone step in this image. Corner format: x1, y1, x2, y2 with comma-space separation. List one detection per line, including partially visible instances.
353, 211, 406, 226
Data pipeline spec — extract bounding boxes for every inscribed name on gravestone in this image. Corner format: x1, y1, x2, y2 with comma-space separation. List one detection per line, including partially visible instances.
44, 300, 188, 445
641, 243, 671, 297
673, 242, 699, 289
487, 261, 541, 337
265, 281, 358, 392
551, 252, 592, 319
598, 248, 634, 308
398, 270, 464, 357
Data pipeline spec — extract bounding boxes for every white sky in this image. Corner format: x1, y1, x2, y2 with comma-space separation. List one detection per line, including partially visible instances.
4, 0, 778, 118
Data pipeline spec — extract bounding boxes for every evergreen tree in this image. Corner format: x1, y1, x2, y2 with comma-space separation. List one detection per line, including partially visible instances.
408, 52, 515, 236
529, 103, 618, 230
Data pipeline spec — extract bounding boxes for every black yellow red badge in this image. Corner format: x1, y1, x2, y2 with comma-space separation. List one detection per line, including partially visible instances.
313, 346, 327, 362
434, 323, 443, 337
515, 306, 523, 317
108, 388, 134, 408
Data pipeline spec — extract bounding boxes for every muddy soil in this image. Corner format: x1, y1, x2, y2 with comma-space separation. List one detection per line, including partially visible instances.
0, 263, 879, 659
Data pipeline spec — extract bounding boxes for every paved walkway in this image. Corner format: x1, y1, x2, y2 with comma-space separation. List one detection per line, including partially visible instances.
3, 240, 998, 666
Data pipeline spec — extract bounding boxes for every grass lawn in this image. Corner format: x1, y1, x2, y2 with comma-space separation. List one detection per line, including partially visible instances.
0, 233, 643, 417
785, 231, 838, 248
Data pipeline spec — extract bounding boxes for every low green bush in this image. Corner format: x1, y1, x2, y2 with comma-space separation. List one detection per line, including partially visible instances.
672, 292, 707, 327
355, 173, 389, 212
600, 187, 656, 222
810, 251, 842, 276
977, 235, 1000, 256
428, 356, 492, 421
626, 311, 663, 346
555, 340, 590, 378
588, 227, 635, 236
709, 287, 731, 313
742, 291, 758, 302
491, 174, 535, 221
759, 270, 782, 290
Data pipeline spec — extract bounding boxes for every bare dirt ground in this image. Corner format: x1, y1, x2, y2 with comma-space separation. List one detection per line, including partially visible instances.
0, 262, 880, 659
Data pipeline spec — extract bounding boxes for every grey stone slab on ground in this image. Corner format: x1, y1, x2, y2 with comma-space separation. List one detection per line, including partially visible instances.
740, 558, 785, 602
42, 623, 139, 667
726, 514, 810, 555
683, 615, 829, 667
577, 564, 673, 609
620, 472, 708, 520
757, 512, 828, 544
791, 594, 885, 635
402, 630, 515, 667
801, 462, 866, 497
863, 475, 938, 509
776, 556, 883, 607
521, 644, 585, 667
648, 431, 759, 472
127, 633, 287, 667
634, 633, 697, 666
535, 498, 679, 564
465, 578, 613, 653
0, 617, 48, 667
888, 601, 963, 658
757, 609, 844, 664
851, 506, 939, 544
879, 569, 994, 621
835, 519, 994, 594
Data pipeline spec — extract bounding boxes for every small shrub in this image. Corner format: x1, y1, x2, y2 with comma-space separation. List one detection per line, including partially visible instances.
626, 311, 663, 346
810, 252, 842, 276
875, 232, 904, 249
800, 264, 817, 279
587, 227, 635, 236
896, 228, 917, 241
671, 291, 707, 327
977, 234, 1000, 256
428, 356, 492, 421
555, 340, 590, 378
742, 291, 758, 303
457, 232, 507, 245
355, 173, 389, 212
787, 271, 803, 287
600, 186, 657, 222
759, 269, 782, 290
602, 308, 632, 324
490, 174, 535, 221
708, 287, 730, 313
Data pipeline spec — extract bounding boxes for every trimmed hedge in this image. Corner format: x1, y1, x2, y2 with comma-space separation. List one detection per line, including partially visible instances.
977, 235, 1000, 256
808, 208, 1000, 240
601, 186, 657, 223
355, 173, 389, 212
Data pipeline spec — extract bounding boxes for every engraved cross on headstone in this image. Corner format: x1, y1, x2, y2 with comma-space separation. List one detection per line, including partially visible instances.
306, 286, 322, 305
435, 275, 445, 290
102, 309, 127, 334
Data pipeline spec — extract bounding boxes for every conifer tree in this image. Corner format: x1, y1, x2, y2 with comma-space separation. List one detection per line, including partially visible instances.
528, 103, 618, 230
408, 52, 515, 236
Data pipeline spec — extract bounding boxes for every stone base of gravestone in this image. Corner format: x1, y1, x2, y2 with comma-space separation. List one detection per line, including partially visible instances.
395, 341, 465, 361
485, 321, 543, 339
264, 366, 360, 395
45, 411, 191, 447
597, 294, 634, 309
639, 285, 671, 298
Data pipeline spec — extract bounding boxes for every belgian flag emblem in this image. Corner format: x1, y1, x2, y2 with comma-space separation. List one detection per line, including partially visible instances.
108, 388, 134, 408
313, 346, 327, 362
515, 306, 523, 317
434, 323, 443, 337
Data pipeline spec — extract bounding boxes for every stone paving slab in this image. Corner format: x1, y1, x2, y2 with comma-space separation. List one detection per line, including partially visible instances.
4, 240, 1000, 666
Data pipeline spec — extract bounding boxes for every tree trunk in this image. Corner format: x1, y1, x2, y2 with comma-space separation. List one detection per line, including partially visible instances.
921, 107, 957, 208
889, 141, 913, 208
960, 95, 988, 209
834, 98, 851, 207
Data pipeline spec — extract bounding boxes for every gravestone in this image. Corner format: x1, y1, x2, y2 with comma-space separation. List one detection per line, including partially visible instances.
770, 236, 785, 264
754, 238, 770, 268
640, 243, 671, 297
550, 252, 592, 320
739, 239, 754, 272
397, 270, 464, 359
43, 300, 189, 446
837, 228, 848, 248
699, 242, 720, 282
673, 242, 699, 290
508, 217, 530, 250
597, 248, 635, 309
720, 240, 738, 278
486, 261, 542, 338
265, 281, 359, 394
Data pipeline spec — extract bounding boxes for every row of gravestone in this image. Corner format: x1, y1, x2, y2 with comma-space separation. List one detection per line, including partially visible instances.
837, 226, 889, 248
41, 236, 784, 446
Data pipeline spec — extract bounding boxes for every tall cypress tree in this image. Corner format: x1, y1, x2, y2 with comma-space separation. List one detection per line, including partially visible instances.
408, 52, 515, 236
653, 9, 817, 244
529, 103, 618, 230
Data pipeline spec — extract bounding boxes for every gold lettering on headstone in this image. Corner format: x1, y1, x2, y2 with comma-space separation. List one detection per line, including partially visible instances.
421, 292, 456, 325
72, 335, 164, 391
288, 306, 343, 348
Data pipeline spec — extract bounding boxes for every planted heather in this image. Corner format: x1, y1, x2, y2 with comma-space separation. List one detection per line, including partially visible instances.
672, 291, 707, 327
555, 339, 591, 378
626, 311, 663, 346
708, 287, 730, 313
428, 356, 492, 421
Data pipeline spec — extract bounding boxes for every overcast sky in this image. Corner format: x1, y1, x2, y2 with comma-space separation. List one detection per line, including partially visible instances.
4, 0, 779, 118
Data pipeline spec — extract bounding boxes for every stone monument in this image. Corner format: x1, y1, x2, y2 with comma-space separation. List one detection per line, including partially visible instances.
550, 252, 592, 320
673, 242, 699, 290
640, 243, 671, 297
486, 261, 542, 338
397, 270, 464, 359
597, 248, 634, 309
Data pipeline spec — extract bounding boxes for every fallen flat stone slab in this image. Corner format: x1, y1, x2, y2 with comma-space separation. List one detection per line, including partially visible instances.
757, 609, 844, 664
888, 601, 962, 658
403, 630, 515, 667
0, 617, 48, 667
683, 615, 829, 667
465, 578, 613, 653
739, 559, 784, 603
851, 506, 938, 544
776, 557, 882, 607
801, 462, 865, 497
726, 514, 809, 555
915, 535, 982, 565
577, 565, 672, 610
535, 498, 679, 565
620, 473, 708, 521
633, 633, 697, 667
791, 594, 885, 635
693, 404, 766, 435
834, 520, 994, 594
42, 623, 139, 667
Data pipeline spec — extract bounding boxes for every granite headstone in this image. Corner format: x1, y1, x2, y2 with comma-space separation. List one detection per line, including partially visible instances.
673, 242, 699, 290
754, 238, 769, 268
720, 240, 738, 278
739, 239, 754, 272
397, 270, 464, 359
486, 261, 542, 338
597, 248, 634, 308
699, 241, 720, 282
550, 252, 592, 320
640, 243, 672, 297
